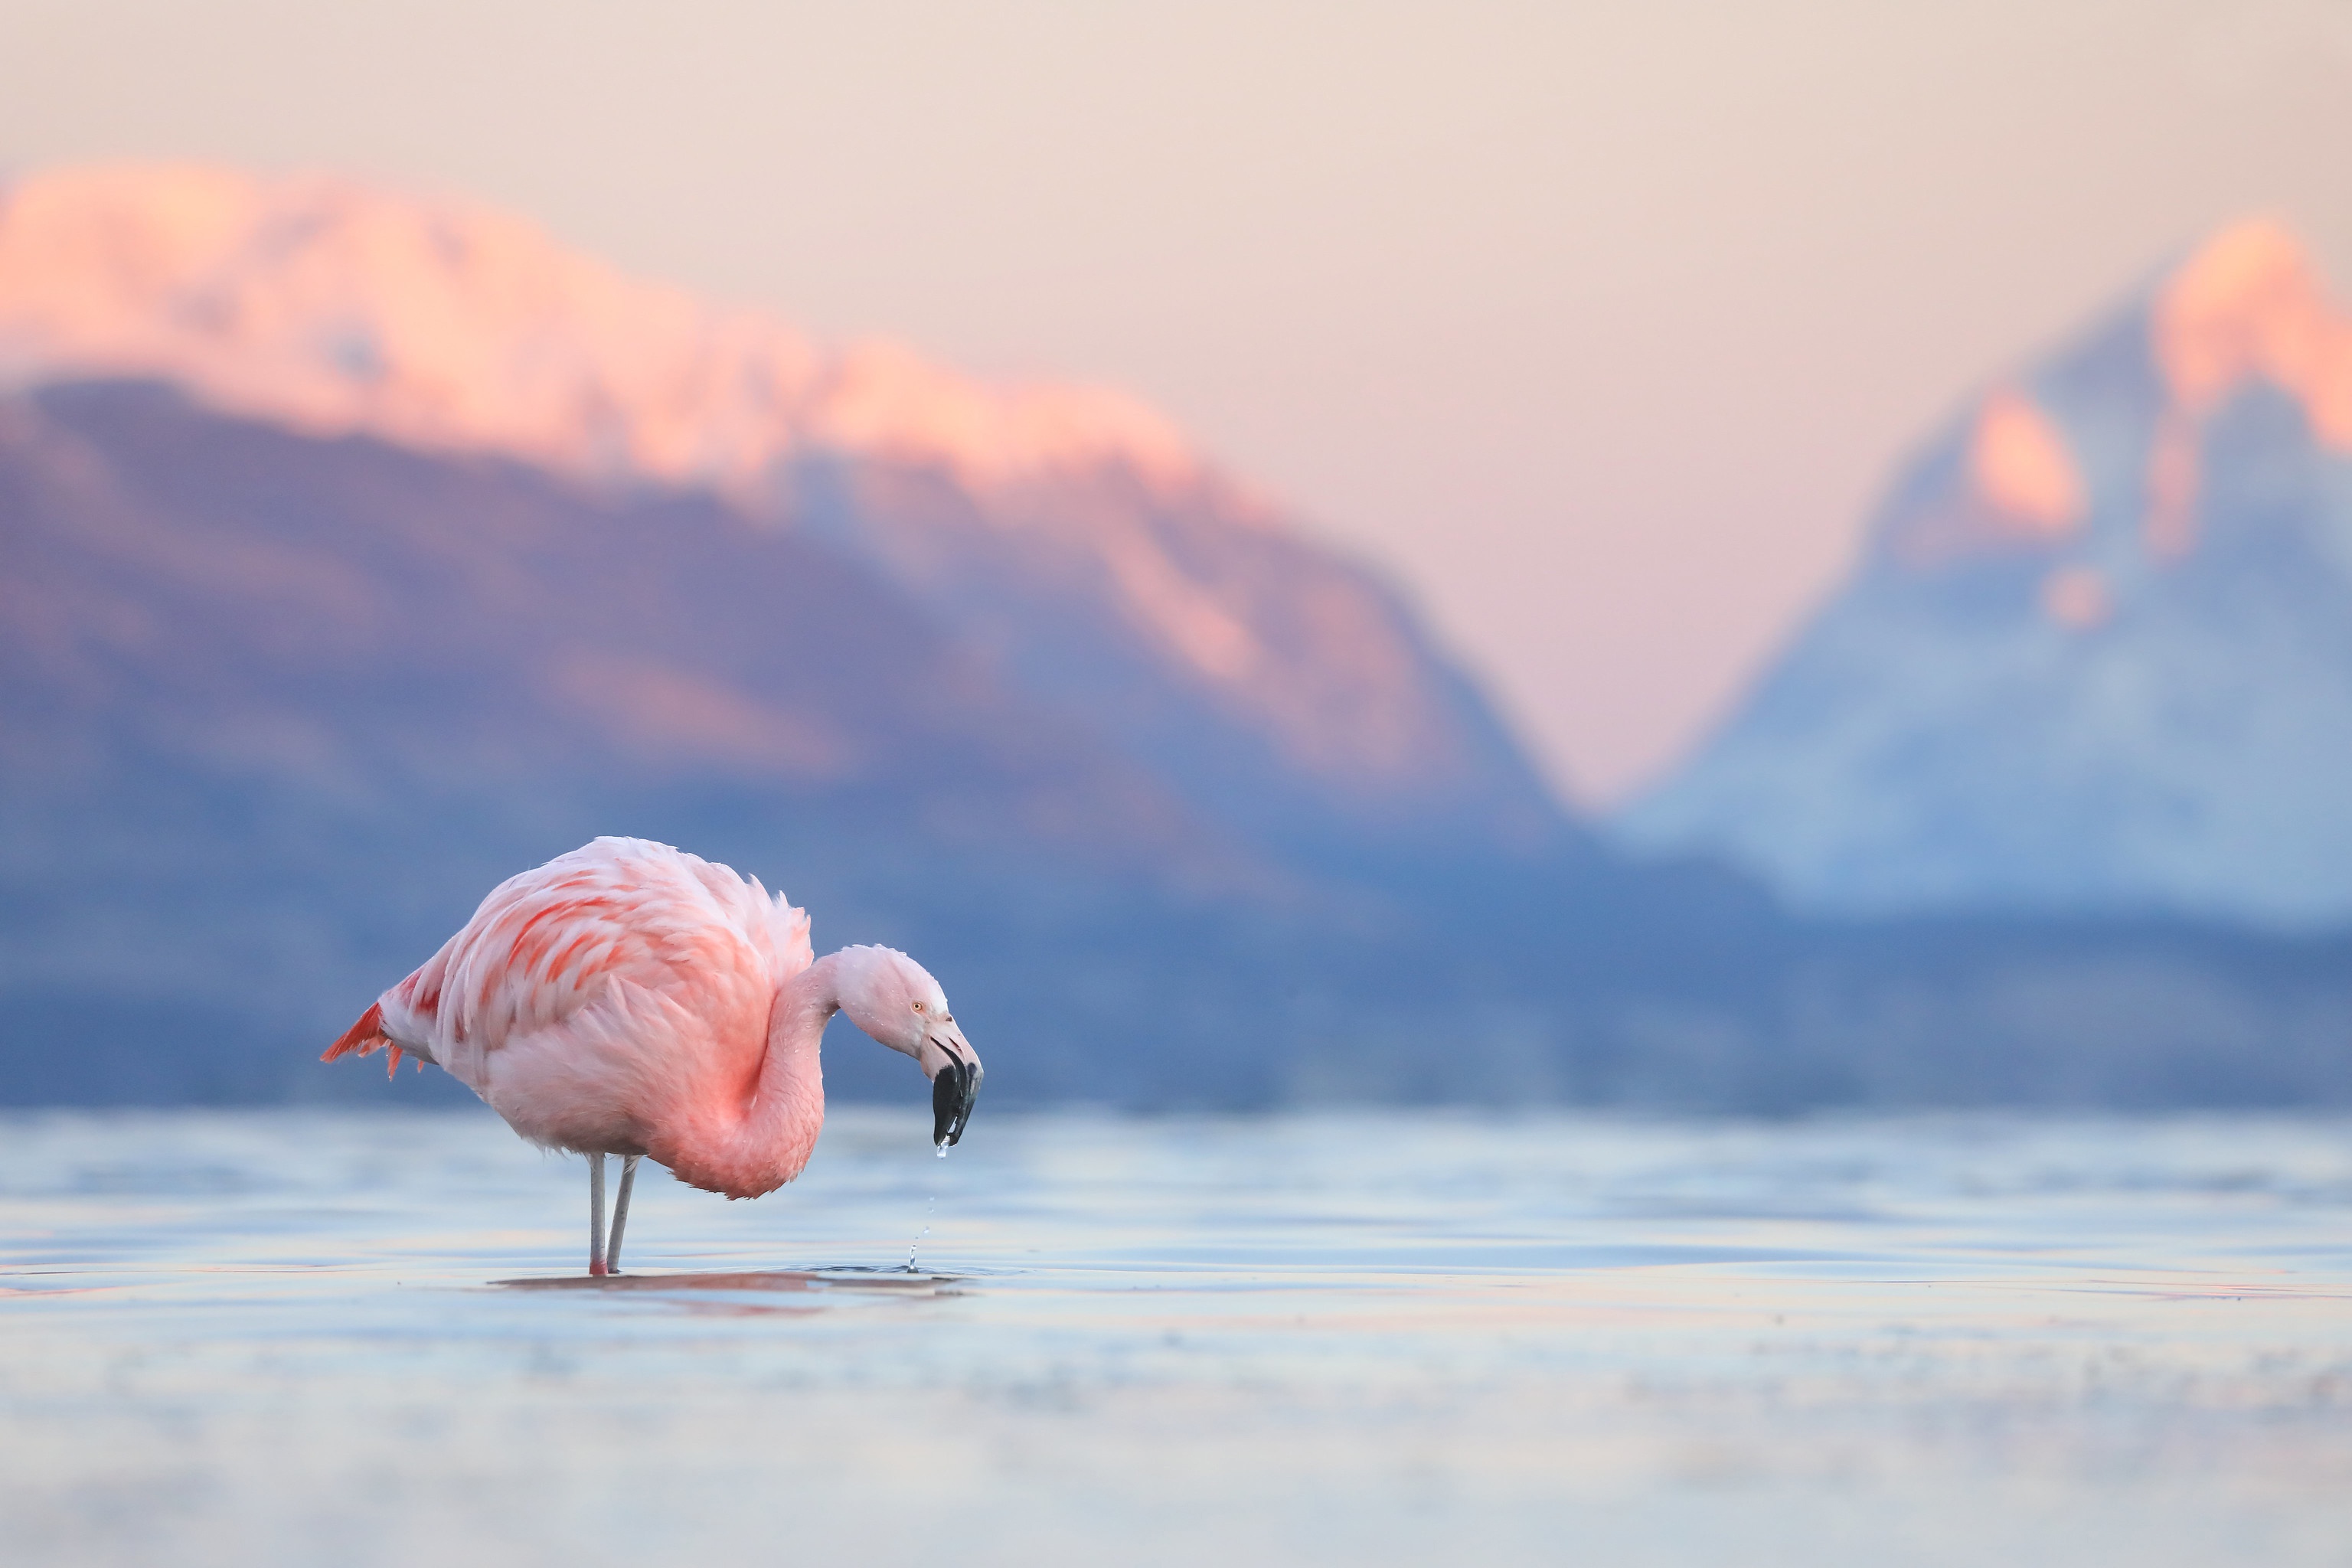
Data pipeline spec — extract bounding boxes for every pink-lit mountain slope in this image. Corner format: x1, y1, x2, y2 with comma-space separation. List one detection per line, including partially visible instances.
1619, 222, 2352, 925
0, 164, 1605, 1107
0, 164, 1563, 864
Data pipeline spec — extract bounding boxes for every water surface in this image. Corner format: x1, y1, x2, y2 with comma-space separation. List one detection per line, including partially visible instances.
5, 1108, 2350, 1566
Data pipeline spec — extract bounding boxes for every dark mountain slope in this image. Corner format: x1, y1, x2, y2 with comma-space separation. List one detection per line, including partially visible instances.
0, 381, 1266, 1104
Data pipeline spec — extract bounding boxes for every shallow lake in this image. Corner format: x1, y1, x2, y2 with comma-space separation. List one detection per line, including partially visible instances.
4, 1106, 2350, 1566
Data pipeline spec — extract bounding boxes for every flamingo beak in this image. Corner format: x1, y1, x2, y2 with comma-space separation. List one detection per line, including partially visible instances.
929, 1040, 982, 1148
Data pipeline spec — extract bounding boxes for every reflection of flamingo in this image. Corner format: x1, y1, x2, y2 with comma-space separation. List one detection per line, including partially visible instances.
324, 837, 982, 1275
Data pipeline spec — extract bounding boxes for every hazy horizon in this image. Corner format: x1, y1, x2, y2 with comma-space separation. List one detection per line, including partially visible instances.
8, 0, 2352, 803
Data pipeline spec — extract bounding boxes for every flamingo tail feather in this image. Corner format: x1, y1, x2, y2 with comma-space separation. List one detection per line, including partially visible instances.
323, 1002, 392, 1066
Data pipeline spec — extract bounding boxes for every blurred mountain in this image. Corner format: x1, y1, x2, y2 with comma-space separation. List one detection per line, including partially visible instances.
1619, 221, 2352, 926
4, 168, 2348, 1113
0, 164, 1564, 871
0, 165, 1583, 1106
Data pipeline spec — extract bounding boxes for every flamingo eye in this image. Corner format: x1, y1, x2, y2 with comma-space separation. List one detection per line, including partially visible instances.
912, 1001, 926, 1012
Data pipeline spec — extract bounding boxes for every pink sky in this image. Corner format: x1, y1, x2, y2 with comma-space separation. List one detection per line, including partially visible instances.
8, 0, 2351, 802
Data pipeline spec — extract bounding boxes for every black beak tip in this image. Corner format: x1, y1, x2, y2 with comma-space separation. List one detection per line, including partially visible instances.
931, 1060, 981, 1148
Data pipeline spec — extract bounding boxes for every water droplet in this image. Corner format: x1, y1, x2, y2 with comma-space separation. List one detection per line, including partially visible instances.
905, 1195, 936, 1273
936, 1142, 950, 1159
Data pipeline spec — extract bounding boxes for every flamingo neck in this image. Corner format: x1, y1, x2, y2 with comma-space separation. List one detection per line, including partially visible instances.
671, 952, 841, 1199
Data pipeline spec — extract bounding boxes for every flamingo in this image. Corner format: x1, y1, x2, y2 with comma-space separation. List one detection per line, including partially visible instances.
322, 836, 983, 1275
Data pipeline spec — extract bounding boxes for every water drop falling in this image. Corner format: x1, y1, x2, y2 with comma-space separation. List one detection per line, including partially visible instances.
905, 1195, 936, 1273
936, 1141, 950, 1158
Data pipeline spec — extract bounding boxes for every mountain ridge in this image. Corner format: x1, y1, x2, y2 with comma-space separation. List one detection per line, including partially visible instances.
0, 162, 1203, 494
0, 162, 1566, 859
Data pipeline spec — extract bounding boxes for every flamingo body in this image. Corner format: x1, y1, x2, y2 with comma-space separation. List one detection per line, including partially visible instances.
326, 838, 982, 1253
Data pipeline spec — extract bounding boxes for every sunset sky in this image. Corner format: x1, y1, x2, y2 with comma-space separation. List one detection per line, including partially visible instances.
7, 0, 2350, 802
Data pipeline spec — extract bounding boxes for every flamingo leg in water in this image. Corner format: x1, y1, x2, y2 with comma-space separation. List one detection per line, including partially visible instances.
587, 1153, 608, 1277
607, 1155, 642, 1273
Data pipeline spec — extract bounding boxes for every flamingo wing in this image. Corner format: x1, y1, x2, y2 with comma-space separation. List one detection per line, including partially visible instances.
327, 838, 812, 1099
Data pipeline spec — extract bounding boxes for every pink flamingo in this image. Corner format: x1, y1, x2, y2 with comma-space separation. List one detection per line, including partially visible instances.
322, 837, 983, 1275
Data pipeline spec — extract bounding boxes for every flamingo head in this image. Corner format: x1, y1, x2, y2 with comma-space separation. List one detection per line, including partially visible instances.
833, 945, 984, 1148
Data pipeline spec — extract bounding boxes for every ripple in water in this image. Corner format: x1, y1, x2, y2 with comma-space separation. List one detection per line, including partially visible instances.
3, 1106, 2350, 1567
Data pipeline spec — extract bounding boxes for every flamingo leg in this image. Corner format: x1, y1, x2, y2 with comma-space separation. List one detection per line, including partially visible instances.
587, 1152, 608, 1277
607, 1155, 642, 1274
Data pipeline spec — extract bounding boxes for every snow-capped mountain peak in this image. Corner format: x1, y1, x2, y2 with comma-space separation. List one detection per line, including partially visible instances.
1619, 220, 2352, 925
2155, 218, 2352, 443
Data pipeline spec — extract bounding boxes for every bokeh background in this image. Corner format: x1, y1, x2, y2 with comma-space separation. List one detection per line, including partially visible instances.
5, 0, 2352, 1111
10, 11, 2352, 1568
